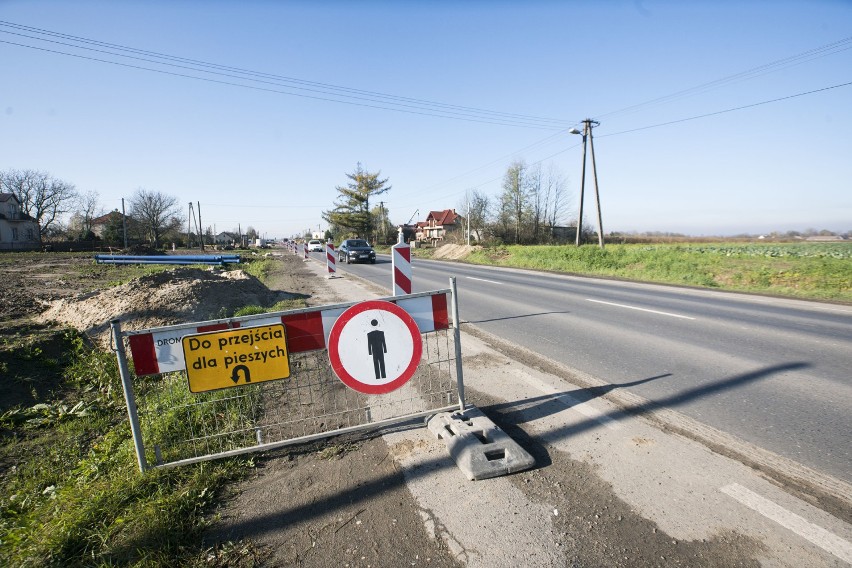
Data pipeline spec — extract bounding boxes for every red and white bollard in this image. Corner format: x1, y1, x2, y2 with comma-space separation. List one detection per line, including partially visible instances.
392, 227, 412, 296
304, 242, 309, 261
326, 241, 338, 278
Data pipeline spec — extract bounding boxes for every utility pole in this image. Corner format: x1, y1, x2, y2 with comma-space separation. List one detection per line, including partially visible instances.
197, 201, 204, 251
121, 198, 128, 249
571, 119, 604, 248
466, 190, 471, 246
187, 202, 194, 249
379, 201, 386, 243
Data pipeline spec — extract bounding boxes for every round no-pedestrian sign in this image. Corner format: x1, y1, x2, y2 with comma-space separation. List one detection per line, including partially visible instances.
327, 300, 423, 394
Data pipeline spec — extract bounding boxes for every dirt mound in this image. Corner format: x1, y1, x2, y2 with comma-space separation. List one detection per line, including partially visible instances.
37, 267, 286, 348
431, 243, 481, 260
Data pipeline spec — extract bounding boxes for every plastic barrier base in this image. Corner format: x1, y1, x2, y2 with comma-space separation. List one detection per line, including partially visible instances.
427, 406, 535, 481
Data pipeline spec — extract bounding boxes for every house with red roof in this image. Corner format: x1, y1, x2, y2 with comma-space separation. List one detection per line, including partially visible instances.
416, 209, 464, 245
90, 210, 129, 239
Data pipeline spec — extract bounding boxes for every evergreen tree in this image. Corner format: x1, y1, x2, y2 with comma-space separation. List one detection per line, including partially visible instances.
323, 163, 391, 241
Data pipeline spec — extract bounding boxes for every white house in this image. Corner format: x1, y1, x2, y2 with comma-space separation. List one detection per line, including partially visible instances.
0, 193, 41, 251
213, 231, 240, 246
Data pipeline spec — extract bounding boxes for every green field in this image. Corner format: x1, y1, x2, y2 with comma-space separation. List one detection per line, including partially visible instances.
463, 242, 852, 303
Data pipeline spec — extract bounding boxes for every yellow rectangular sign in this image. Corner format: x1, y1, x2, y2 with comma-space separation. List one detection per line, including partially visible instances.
182, 324, 290, 393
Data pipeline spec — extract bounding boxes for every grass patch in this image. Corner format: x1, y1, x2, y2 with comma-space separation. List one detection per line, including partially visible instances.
0, 327, 259, 567
239, 256, 276, 282
233, 299, 306, 318
465, 242, 852, 302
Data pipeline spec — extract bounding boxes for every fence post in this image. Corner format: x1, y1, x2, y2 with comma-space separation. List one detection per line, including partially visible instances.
449, 277, 466, 412
110, 319, 148, 472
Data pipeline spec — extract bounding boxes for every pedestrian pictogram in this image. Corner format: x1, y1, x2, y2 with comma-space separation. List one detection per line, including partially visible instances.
327, 300, 422, 394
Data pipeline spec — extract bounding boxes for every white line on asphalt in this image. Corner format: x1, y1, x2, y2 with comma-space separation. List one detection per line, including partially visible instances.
466, 276, 502, 285
586, 299, 696, 320
721, 483, 852, 563
523, 374, 620, 431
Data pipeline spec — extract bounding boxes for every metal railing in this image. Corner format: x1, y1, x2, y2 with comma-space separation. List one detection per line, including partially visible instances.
112, 280, 466, 472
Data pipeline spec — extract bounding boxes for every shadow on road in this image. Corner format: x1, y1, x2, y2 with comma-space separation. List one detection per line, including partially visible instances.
206, 362, 807, 547
467, 310, 572, 324
481, 362, 809, 447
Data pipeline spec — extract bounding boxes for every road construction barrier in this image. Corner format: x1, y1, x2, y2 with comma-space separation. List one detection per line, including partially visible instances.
112, 281, 466, 472
304, 242, 309, 260
392, 234, 412, 296
326, 242, 337, 276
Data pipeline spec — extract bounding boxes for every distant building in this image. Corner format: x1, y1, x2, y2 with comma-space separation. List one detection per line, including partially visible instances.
804, 235, 846, 241
91, 210, 129, 239
214, 231, 240, 246
0, 193, 41, 251
417, 209, 464, 245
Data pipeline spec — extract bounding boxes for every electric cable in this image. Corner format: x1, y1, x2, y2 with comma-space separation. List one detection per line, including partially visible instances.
592, 35, 852, 122
0, 21, 573, 129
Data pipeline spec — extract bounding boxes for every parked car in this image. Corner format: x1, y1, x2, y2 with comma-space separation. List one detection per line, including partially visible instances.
307, 239, 324, 252
338, 239, 376, 264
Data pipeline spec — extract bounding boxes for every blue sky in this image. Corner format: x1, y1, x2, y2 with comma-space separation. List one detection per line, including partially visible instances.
2, 1, 850, 238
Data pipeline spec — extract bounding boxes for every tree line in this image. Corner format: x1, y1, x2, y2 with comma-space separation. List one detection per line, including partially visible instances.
0, 168, 237, 249
323, 161, 575, 246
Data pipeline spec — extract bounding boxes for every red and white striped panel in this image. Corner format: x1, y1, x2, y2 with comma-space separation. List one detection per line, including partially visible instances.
304, 242, 309, 259
126, 292, 450, 376
392, 241, 412, 296
326, 243, 336, 274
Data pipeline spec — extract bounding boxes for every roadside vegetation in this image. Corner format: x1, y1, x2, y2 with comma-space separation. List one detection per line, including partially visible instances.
463, 242, 852, 302
0, 328, 261, 567
0, 254, 303, 567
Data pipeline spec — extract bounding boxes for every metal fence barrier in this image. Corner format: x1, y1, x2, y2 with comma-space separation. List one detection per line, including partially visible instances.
112, 280, 466, 472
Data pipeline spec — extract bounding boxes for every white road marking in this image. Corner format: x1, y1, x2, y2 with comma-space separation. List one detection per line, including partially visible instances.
586, 299, 696, 320
721, 483, 852, 563
523, 374, 620, 431
467, 276, 502, 285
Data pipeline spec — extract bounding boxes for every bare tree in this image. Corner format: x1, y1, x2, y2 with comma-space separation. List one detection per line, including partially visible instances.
128, 188, 181, 249
0, 169, 79, 235
497, 161, 528, 244
544, 164, 569, 229
458, 189, 492, 243
67, 190, 102, 239
528, 164, 545, 243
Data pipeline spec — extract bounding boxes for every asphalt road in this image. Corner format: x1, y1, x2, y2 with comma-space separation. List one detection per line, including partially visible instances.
311, 251, 852, 485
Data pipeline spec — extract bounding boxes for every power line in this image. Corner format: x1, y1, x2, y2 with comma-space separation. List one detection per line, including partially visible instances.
600, 80, 852, 138
2, 37, 570, 130
592, 34, 852, 122
3, 20, 848, 217
0, 21, 574, 129
394, 77, 852, 209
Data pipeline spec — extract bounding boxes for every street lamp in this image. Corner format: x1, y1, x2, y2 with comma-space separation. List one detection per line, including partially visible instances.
570, 119, 604, 248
